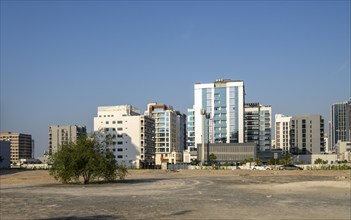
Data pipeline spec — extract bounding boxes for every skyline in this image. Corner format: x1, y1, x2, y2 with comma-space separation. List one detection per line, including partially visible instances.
1, 1, 350, 157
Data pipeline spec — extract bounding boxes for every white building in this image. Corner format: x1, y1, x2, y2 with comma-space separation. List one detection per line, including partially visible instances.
275, 114, 292, 153
93, 105, 155, 168
194, 79, 245, 148
49, 125, 86, 155
244, 103, 272, 151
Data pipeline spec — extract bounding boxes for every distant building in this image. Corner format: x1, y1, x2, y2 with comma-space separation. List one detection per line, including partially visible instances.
197, 143, 256, 164
330, 100, 351, 151
145, 103, 184, 165
186, 108, 195, 151
0, 141, 11, 168
244, 103, 272, 151
194, 79, 245, 147
275, 114, 292, 153
94, 105, 155, 168
49, 125, 87, 155
0, 132, 34, 164
290, 115, 325, 154
175, 111, 187, 152
335, 141, 351, 162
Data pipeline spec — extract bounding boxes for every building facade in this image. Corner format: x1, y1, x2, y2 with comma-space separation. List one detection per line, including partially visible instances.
0, 141, 11, 168
197, 143, 256, 164
194, 79, 245, 148
330, 100, 351, 151
0, 132, 33, 164
275, 114, 292, 153
244, 103, 272, 151
145, 103, 183, 165
93, 105, 155, 168
49, 125, 87, 155
186, 108, 195, 151
175, 111, 187, 152
290, 115, 325, 154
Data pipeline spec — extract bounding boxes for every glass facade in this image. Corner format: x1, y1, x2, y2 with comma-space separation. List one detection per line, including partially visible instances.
200, 83, 241, 144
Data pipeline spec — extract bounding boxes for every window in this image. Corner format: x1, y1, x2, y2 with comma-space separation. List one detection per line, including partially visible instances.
117, 134, 123, 138
117, 128, 123, 131
117, 121, 123, 124
106, 121, 109, 124
112, 121, 116, 124
117, 155, 123, 159
117, 148, 123, 151
105, 128, 109, 132
117, 141, 123, 145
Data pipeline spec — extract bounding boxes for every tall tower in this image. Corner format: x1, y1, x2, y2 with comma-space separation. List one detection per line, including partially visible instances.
194, 79, 245, 147
330, 100, 351, 150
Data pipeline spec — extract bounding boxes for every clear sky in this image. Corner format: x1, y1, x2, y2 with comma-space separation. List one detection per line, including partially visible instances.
1, 1, 350, 157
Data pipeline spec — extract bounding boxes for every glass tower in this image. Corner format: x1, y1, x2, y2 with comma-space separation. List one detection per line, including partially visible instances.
194, 79, 245, 147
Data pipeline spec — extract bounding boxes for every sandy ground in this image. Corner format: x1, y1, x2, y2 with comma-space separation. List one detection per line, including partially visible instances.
1, 169, 350, 219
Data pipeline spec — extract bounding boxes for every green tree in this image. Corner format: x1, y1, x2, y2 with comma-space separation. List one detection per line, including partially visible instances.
50, 135, 127, 184
208, 153, 217, 166
314, 158, 323, 164
281, 153, 292, 165
255, 158, 263, 165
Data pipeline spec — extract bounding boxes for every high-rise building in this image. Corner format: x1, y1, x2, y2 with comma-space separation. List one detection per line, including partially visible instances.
175, 111, 187, 152
330, 100, 351, 150
194, 79, 245, 147
244, 103, 272, 151
290, 115, 325, 154
94, 105, 155, 168
49, 125, 87, 155
0, 132, 33, 164
186, 108, 195, 151
275, 114, 292, 153
145, 103, 184, 165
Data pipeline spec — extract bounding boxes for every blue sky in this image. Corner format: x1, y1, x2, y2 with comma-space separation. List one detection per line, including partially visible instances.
1, 1, 350, 157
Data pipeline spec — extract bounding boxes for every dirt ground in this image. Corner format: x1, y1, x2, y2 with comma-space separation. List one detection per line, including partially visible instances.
1, 169, 350, 219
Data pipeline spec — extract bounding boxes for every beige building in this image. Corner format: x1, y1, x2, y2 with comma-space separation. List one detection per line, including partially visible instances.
275, 114, 292, 153
290, 115, 325, 154
145, 103, 183, 165
94, 105, 155, 168
0, 132, 33, 164
49, 125, 87, 155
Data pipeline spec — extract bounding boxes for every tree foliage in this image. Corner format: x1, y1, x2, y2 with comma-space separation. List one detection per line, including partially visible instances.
49, 135, 128, 184
208, 153, 217, 166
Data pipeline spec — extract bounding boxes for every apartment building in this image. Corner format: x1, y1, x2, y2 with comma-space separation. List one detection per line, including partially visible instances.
186, 108, 195, 151
244, 103, 272, 151
93, 105, 155, 168
275, 114, 292, 153
49, 125, 87, 155
290, 115, 325, 154
194, 79, 245, 147
175, 111, 187, 152
145, 103, 184, 165
330, 100, 351, 150
0, 132, 33, 164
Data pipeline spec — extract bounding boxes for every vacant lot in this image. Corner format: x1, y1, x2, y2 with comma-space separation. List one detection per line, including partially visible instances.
1, 169, 350, 220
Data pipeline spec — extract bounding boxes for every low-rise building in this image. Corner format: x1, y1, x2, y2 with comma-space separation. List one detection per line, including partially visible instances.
197, 143, 257, 164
